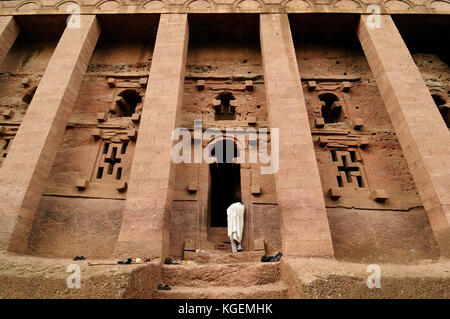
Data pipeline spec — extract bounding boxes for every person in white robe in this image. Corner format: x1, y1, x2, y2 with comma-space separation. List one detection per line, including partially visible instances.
227, 201, 245, 253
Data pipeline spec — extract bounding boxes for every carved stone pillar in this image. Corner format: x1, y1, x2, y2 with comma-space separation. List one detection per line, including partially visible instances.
0, 16, 19, 66
260, 14, 334, 257
358, 15, 450, 257
0, 15, 100, 252
115, 14, 189, 258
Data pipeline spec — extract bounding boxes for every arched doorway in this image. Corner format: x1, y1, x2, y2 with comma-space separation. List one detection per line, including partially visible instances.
208, 139, 242, 228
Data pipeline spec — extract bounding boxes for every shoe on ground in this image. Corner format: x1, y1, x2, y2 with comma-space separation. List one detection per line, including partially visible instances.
73, 256, 86, 261
118, 257, 132, 264
272, 252, 283, 262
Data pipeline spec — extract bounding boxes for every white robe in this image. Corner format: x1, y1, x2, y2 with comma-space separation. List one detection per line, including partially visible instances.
227, 202, 245, 243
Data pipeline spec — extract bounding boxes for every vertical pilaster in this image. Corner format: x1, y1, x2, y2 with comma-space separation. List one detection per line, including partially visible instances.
115, 14, 189, 258
0, 16, 100, 252
0, 16, 19, 66
358, 15, 450, 257
260, 14, 334, 257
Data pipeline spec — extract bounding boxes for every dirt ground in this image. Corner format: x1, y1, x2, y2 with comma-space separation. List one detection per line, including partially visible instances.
0, 251, 161, 298
0, 251, 449, 299
282, 257, 450, 298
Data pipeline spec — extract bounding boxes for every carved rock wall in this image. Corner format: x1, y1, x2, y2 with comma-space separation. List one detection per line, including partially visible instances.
0, 35, 57, 167
0, 13, 447, 262
289, 14, 443, 263
170, 16, 282, 257
26, 33, 157, 258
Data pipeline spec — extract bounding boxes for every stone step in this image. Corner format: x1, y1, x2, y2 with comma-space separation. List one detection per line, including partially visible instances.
154, 282, 288, 299
214, 242, 231, 250
184, 250, 264, 264
161, 262, 281, 287
207, 227, 229, 243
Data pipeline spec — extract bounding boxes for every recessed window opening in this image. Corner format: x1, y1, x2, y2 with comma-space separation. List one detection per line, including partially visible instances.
116, 89, 142, 117
215, 92, 236, 121
319, 93, 342, 123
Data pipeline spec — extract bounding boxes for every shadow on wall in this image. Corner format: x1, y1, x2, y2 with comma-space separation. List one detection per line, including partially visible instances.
27, 196, 124, 259
327, 207, 440, 264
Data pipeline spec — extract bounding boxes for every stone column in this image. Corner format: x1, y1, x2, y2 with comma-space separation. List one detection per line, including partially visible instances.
115, 14, 189, 258
358, 15, 450, 257
259, 14, 334, 257
0, 16, 100, 252
0, 16, 20, 66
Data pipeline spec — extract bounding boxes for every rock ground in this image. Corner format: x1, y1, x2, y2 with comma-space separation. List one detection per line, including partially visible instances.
0, 251, 449, 299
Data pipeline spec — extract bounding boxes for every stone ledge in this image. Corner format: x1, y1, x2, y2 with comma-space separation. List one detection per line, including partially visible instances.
0, 251, 161, 298
281, 257, 450, 298
1, 1, 449, 16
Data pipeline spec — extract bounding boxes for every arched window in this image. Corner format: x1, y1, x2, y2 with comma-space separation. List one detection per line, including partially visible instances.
319, 93, 342, 123
114, 89, 142, 117
214, 92, 236, 121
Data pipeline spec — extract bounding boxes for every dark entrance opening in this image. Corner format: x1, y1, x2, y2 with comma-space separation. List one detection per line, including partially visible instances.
210, 163, 241, 227
209, 139, 241, 227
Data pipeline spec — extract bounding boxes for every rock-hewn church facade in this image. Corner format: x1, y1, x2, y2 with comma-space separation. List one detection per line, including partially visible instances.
0, 1, 449, 298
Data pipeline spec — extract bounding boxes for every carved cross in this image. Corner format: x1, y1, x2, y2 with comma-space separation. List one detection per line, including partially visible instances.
104, 146, 122, 175
332, 150, 364, 188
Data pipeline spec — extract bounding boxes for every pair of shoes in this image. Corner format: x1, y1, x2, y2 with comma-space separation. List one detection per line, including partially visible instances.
261, 252, 283, 262
157, 284, 171, 290
73, 256, 86, 261
117, 258, 132, 264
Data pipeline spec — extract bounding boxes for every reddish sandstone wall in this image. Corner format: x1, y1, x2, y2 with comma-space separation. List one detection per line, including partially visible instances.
1, 14, 447, 262
25, 38, 155, 258
168, 33, 283, 257
27, 196, 124, 259
292, 38, 442, 262
170, 201, 199, 258
252, 204, 282, 255
0, 35, 57, 166
327, 207, 439, 264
